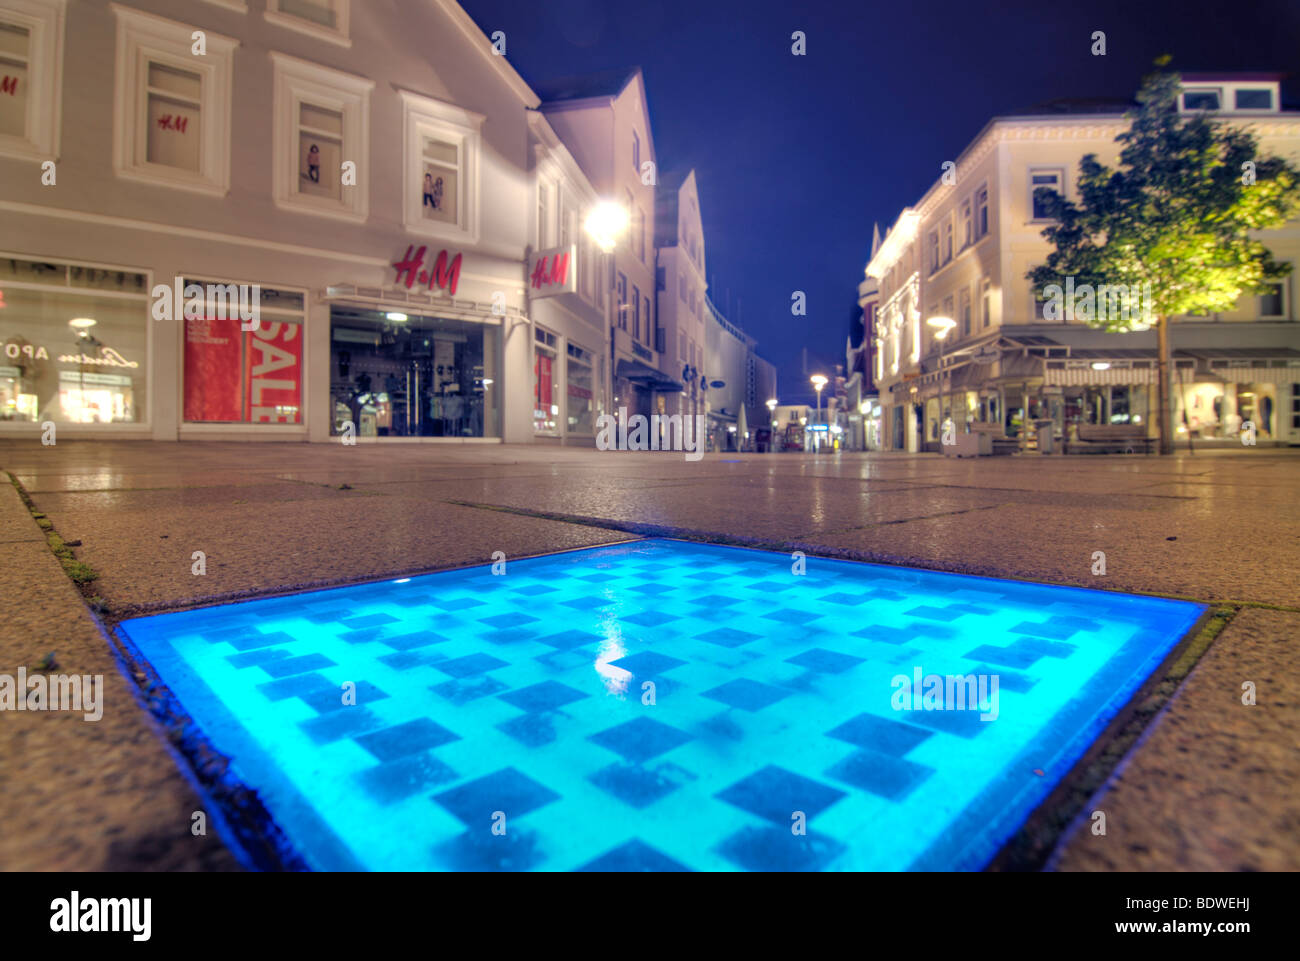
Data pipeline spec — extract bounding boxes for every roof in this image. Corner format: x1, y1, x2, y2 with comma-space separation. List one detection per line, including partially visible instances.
533, 67, 640, 104
1010, 97, 1134, 116
653, 170, 692, 247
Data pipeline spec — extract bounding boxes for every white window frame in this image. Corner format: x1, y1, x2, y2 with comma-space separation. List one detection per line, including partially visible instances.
1233, 87, 1274, 112
111, 5, 236, 196
975, 184, 989, 239
960, 198, 972, 249
400, 88, 481, 243
1029, 167, 1064, 222
264, 0, 350, 49
1258, 273, 1289, 320
271, 51, 372, 223
0, 0, 63, 162
1180, 87, 1222, 112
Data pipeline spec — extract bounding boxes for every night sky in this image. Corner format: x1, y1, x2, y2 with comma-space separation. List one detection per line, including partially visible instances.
459, 0, 1300, 405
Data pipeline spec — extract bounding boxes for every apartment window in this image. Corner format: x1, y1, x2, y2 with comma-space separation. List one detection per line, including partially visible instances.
644, 295, 652, 345
559, 198, 575, 249
1259, 278, 1287, 319
401, 89, 480, 240
112, 6, 237, 195
616, 273, 628, 330
1181, 88, 1220, 111
632, 284, 641, 340
959, 288, 972, 337
1030, 169, 1064, 220
689, 287, 696, 316
1235, 88, 1273, 110
272, 53, 372, 222
537, 181, 550, 249
941, 296, 954, 348
678, 275, 686, 302
0, 0, 62, 161
961, 200, 972, 248
632, 128, 640, 172
981, 278, 991, 328
636, 206, 646, 261
943, 219, 953, 264
265, 0, 350, 48
975, 186, 989, 238
928, 231, 940, 275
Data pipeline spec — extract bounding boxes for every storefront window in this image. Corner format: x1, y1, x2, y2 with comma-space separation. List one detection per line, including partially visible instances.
183, 281, 304, 424
0, 258, 148, 425
329, 307, 499, 438
534, 327, 558, 434
566, 342, 595, 435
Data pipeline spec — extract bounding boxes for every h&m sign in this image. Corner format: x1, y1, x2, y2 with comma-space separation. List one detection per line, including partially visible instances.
528, 245, 576, 298
393, 245, 462, 296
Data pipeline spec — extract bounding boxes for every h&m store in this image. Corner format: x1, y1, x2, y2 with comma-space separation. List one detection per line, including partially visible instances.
0, 234, 591, 444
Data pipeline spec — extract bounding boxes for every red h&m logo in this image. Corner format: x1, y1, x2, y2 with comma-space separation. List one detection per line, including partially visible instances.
1, 75, 18, 96
156, 114, 188, 132
393, 245, 462, 296
530, 251, 570, 290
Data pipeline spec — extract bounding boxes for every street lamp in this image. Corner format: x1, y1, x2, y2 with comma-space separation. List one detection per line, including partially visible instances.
584, 201, 630, 430
926, 316, 957, 443
810, 374, 828, 452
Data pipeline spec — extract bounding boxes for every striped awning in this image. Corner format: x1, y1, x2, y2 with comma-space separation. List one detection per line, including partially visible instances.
1045, 366, 1158, 386
1212, 366, 1300, 384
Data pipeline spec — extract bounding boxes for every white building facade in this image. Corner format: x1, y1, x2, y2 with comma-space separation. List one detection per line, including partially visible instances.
868, 75, 1300, 453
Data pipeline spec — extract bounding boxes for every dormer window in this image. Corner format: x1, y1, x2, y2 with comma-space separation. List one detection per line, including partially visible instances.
1234, 88, 1273, 110
1181, 89, 1221, 111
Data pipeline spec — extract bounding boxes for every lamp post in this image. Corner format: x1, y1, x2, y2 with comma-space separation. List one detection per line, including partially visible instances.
926, 316, 956, 444
583, 202, 629, 432
810, 374, 827, 453
765, 397, 777, 452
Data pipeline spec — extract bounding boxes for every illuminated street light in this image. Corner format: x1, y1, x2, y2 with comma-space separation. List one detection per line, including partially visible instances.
811, 374, 828, 452
583, 201, 630, 253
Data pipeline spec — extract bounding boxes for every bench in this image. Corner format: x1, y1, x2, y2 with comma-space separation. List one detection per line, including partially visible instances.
968, 422, 1019, 456
1071, 423, 1154, 454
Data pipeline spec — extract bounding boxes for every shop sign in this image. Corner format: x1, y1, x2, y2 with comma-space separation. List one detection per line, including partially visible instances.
528, 245, 576, 298
58, 348, 139, 368
4, 341, 50, 361
631, 341, 653, 362
971, 346, 1001, 364
392, 245, 462, 296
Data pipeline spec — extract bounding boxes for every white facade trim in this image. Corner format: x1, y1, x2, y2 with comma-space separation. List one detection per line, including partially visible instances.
110, 4, 238, 197
0, 0, 64, 162
264, 0, 350, 49
269, 51, 372, 223
399, 88, 483, 244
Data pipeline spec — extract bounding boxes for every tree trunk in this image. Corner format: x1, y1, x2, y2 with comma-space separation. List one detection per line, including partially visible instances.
1156, 315, 1173, 455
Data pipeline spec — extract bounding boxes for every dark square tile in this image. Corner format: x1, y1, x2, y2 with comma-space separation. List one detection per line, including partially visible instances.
695, 627, 762, 648
716, 825, 846, 872
818, 592, 869, 606
227, 630, 298, 652
508, 583, 560, 596
427, 596, 484, 611
826, 713, 933, 756
298, 707, 386, 745
702, 678, 789, 712
622, 610, 678, 628
577, 839, 691, 872
355, 717, 460, 761
357, 752, 458, 804
971, 664, 1037, 693
715, 765, 847, 824
260, 653, 336, 678
496, 712, 558, 748
588, 717, 692, 763
628, 583, 676, 596
300, 680, 388, 714
227, 648, 291, 669
257, 672, 334, 702
430, 675, 509, 705
340, 613, 400, 629
561, 597, 612, 611
902, 706, 992, 739
534, 630, 607, 651
963, 643, 1041, 670
1010, 619, 1079, 641
302, 608, 350, 624
378, 650, 443, 671
435, 653, 510, 678
825, 748, 935, 800
785, 648, 866, 674
762, 609, 822, 626
905, 605, 963, 622
381, 631, 448, 651
688, 593, 745, 608
432, 767, 561, 826
605, 651, 689, 677
478, 612, 540, 629
1009, 636, 1077, 659
498, 680, 588, 713
588, 763, 683, 809
434, 828, 547, 872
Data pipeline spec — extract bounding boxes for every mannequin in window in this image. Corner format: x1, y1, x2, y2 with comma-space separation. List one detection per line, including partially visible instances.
307, 144, 321, 184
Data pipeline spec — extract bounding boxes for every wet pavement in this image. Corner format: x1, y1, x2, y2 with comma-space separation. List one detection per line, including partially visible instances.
2, 440, 1296, 870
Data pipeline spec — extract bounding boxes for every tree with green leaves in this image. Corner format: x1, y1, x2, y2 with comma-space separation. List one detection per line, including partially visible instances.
1027, 58, 1300, 454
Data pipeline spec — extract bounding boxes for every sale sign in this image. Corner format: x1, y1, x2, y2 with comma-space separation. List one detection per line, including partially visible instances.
183, 316, 244, 422
245, 321, 301, 423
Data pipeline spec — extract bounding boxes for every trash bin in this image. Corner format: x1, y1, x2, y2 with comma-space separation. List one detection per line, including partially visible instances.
1034, 419, 1055, 454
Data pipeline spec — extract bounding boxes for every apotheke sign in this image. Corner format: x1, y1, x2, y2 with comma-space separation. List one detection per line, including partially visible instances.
528, 245, 576, 298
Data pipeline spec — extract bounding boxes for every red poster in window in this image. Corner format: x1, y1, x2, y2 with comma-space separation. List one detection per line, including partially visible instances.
245, 321, 302, 423
536, 353, 553, 408
184, 316, 244, 422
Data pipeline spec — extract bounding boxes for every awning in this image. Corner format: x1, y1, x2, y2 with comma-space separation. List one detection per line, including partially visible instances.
615, 359, 683, 393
